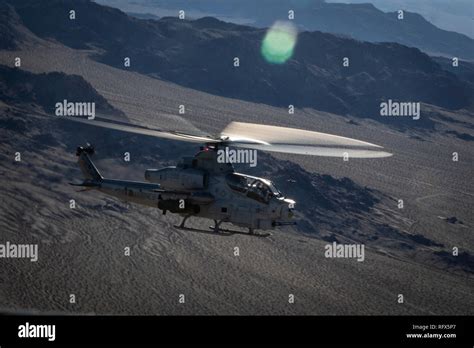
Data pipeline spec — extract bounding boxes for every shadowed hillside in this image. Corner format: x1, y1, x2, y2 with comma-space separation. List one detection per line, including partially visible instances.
0, 65, 120, 114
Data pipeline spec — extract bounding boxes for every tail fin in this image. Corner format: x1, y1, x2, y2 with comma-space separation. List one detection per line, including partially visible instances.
76, 145, 103, 181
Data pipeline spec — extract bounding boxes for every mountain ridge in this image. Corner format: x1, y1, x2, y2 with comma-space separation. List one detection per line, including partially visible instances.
97, 0, 474, 60
4, 0, 473, 126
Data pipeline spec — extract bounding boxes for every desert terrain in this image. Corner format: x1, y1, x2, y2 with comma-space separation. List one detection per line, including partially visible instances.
0, 2, 473, 315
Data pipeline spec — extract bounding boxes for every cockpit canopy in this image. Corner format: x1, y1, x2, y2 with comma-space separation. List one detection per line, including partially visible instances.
226, 173, 282, 203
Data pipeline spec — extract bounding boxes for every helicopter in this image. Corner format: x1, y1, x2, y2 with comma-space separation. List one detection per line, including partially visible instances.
70, 119, 392, 236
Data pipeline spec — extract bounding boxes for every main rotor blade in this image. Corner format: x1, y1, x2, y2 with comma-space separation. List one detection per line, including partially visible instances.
221, 122, 392, 158
61, 117, 220, 144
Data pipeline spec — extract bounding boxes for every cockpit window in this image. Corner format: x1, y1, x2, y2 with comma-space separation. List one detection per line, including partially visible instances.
226, 173, 247, 193
260, 178, 282, 198
226, 173, 282, 203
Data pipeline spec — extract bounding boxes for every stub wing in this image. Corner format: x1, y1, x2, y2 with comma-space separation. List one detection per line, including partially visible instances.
153, 190, 215, 204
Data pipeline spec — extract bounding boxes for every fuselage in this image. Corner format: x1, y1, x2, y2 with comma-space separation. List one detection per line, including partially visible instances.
94, 173, 294, 230
77, 146, 295, 230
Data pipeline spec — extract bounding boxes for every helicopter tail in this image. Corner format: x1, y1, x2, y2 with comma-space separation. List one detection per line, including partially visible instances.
75, 144, 103, 182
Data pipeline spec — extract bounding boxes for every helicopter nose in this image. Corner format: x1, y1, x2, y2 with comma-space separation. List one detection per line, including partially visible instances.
288, 205, 295, 218
282, 198, 296, 220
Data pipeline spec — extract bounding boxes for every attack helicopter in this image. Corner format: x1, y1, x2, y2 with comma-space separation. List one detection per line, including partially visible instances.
70, 119, 392, 236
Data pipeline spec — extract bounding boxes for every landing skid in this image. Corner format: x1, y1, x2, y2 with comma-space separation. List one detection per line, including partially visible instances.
207, 226, 271, 237
175, 216, 271, 237
173, 225, 271, 237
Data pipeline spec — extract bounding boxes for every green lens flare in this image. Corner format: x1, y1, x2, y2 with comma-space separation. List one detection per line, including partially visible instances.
261, 21, 297, 64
